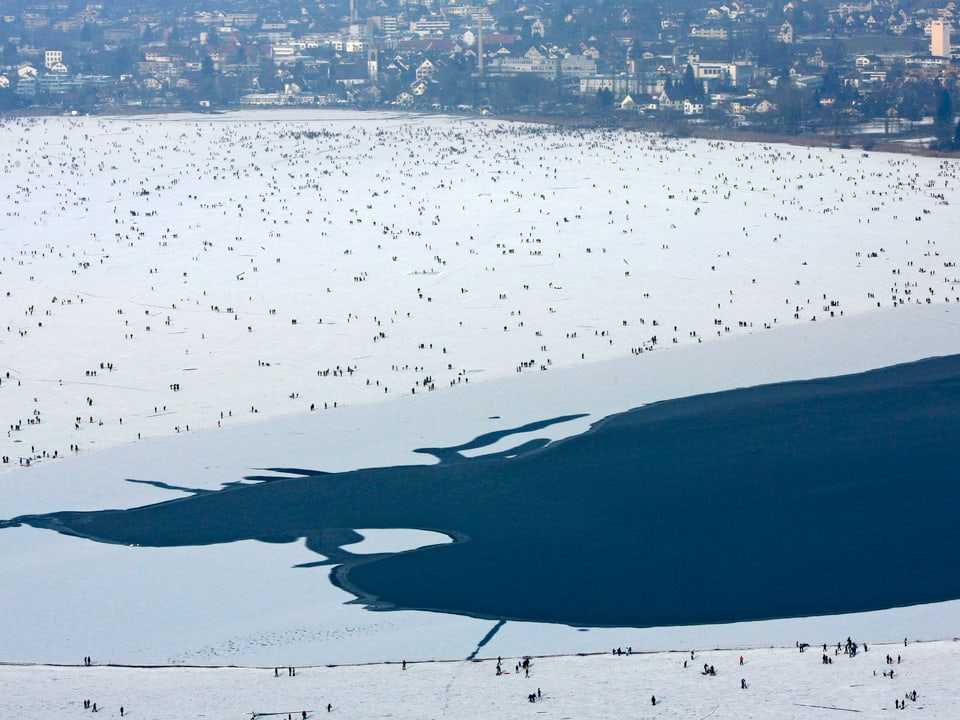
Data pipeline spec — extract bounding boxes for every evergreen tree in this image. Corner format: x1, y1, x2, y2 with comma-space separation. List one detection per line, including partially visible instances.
936, 88, 952, 125
934, 88, 954, 145
682, 63, 701, 100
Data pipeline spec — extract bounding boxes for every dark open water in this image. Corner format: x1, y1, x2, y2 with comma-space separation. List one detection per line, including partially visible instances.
4, 355, 960, 628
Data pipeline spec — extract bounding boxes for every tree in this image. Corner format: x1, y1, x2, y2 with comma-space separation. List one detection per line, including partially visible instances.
821, 67, 841, 95
257, 58, 282, 92
597, 86, 614, 108
0, 86, 26, 111
109, 46, 137, 77
681, 63, 702, 100
198, 53, 219, 105
436, 58, 477, 107
381, 72, 401, 103
934, 88, 953, 144
771, 78, 806, 133
2, 42, 19, 65
80, 22, 101, 44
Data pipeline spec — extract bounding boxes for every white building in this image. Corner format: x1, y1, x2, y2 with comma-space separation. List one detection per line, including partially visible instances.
931, 19, 951, 58
44, 50, 62, 69
579, 75, 639, 97
560, 54, 597, 78
690, 25, 729, 40
778, 21, 794, 44
415, 59, 436, 81
691, 60, 754, 90
490, 47, 557, 78
410, 18, 451, 36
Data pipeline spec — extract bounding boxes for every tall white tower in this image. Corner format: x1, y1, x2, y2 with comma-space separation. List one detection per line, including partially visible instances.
477, 14, 484, 76
931, 19, 951, 58
367, 45, 378, 82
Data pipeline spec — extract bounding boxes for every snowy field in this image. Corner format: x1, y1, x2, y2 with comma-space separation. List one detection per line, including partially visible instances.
2, 110, 960, 717
3, 639, 958, 720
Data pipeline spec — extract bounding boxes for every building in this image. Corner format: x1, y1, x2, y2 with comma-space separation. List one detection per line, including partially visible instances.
490, 47, 558, 78
931, 19, 951, 58
579, 74, 639, 97
38, 74, 77, 93
691, 60, 755, 90
415, 59, 436, 80
778, 21, 794, 44
690, 25, 729, 40
44, 50, 62, 69
560, 54, 598, 79
410, 18, 451, 36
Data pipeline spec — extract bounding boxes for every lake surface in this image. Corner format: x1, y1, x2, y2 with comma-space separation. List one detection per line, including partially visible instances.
4, 355, 960, 628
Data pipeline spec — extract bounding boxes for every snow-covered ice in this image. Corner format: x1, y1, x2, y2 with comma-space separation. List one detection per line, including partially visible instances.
2, 640, 958, 720
1, 110, 960, 717
4, 110, 958, 464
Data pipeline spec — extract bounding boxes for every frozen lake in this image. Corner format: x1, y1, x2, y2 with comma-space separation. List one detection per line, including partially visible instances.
2, 110, 960, 666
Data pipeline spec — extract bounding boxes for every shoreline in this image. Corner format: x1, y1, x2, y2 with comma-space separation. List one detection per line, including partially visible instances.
2, 638, 957, 720
0, 635, 953, 668
7, 106, 960, 154
5, 105, 959, 158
